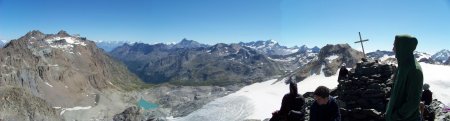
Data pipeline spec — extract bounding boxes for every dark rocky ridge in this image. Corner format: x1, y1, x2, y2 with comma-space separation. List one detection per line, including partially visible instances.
336, 61, 396, 121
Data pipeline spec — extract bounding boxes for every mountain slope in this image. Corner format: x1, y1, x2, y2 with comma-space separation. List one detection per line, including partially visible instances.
110, 41, 284, 85
290, 44, 364, 81
0, 30, 144, 120
432, 49, 450, 64
267, 46, 320, 71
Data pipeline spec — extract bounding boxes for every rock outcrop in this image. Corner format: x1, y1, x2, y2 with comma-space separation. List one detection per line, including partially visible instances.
0, 86, 62, 121
290, 44, 364, 82
0, 30, 145, 120
336, 61, 396, 121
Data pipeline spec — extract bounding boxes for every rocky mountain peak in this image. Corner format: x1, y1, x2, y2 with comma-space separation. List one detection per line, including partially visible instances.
290, 44, 364, 81
264, 39, 279, 46
297, 45, 320, 53
179, 38, 195, 44
56, 30, 70, 37
23, 30, 45, 39
0, 30, 144, 120
318, 44, 358, 60
174, 38, 208, 48
311, 46, 320, 53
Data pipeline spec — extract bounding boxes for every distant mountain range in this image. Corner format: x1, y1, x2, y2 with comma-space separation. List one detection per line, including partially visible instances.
109, 41, 284, 85
238, 39, 319, 56
93, 40, 134, 52
2, 30, 450, 120
367, 49, 450, 65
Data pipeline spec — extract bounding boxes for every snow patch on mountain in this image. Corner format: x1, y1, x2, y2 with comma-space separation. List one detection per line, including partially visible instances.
325, 55, 339, 63
60, 106, 93, 116
44, 36, 87, 54
45, 82, 54, 87
239, 40, 302, 56
379, 54, 395, 62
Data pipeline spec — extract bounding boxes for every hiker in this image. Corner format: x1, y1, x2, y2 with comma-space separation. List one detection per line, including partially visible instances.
310, 86, 341, 121
270, 78, 305, 121
421, 83, 435, 121
421, 83, 432, 105
337, 63, 348, 82
386, 35, 424, 121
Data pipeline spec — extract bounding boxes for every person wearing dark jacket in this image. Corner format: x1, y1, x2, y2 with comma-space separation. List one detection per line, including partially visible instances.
421, 83, 434, 121
421, 83, 432, 105
270, 80, 305, 121
386, 35, 424, 121
338, 63, 349, 82
310, 86, 341, 121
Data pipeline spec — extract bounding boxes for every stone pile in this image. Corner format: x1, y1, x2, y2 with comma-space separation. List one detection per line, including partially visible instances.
336, 61, 396, 121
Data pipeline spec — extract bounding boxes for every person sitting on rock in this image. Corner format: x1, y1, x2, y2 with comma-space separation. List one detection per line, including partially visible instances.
421, 83, 432, 105
337, 63, 349, 83
421, 83, 435, 121
310, 86, 341, 121
270, 78, 305, 121
386, 35, 424, 121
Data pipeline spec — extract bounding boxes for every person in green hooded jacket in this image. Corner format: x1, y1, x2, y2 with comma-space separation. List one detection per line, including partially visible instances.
386, 35, 424, 121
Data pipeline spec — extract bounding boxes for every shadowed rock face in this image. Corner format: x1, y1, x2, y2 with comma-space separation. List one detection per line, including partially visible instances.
110, 42, 284, 85
0, 30, 144, 120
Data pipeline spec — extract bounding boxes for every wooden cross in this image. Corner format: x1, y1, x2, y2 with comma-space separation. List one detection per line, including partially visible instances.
354, 32, 369, 58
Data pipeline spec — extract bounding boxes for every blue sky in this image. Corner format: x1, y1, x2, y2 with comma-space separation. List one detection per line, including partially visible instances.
0, 0, 449, 53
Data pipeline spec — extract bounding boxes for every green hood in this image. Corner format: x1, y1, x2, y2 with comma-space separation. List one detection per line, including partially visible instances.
394, 35, 418, 66
386, 35, 423, 121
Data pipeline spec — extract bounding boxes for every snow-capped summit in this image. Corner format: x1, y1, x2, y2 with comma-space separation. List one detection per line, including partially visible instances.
1, 39, 8, 43
239, 40, 299, 56
0, 40, 9, 47
239, 39, 279, 49
431, 49, 450, 64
